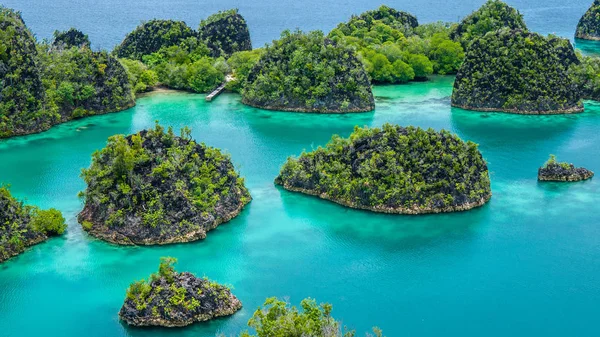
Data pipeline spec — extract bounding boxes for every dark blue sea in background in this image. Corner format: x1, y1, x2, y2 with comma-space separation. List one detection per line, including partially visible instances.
1, 0, 594, 48
2, 1, 600, 337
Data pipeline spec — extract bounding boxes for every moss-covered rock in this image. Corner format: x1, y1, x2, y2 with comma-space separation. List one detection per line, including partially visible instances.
275, 124, 491, 214
538, 155, 594, 182
0, 186, 66, 263
451, 0, 527, 47
199, 9, 252, 58
113, 20, 197, 61
78, 123, 251, 245
452, 29, 583, 114
242, 30, 375, 113
333, 5, 418, 36
576, 0, 600, 40
38, 45, 135, 120
119, 257, 242, 327
0, 7, 54, 138
51, 28, 90, 49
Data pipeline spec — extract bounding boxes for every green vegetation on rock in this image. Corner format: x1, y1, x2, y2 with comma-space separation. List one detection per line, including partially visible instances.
452, 29, 583, 114
78, 122, 251, 245
120, 257, 242, 327
238, 297, 383, 337
329, 6, 465, 83
451, 0, 527, 47
113, 20, 197, 61
0, 6, 135, 138
51, 28, 90, 49
0, 7, 52, 138
242, 30, 374, 113
538, 155, 594, 182
0, 186, 66, 263
199, 9, 252, 58
275, 124, 491, 214
576, 0, 600, 40
569, 53, 600, 100
38, 43, 135, 120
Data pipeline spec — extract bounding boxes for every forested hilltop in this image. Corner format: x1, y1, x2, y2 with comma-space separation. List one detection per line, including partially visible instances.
276, 124, 491, 214
78, 123, 251, 245
452, 29, 583, 114
0, 6, 134, 138
242, 30, 375, 113
451, 0, 527, 47
329, 6, 465, 84
0, 186, 66, 263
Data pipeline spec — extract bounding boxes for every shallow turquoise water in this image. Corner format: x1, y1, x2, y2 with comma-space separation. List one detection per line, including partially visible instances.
1, 77, 600, 336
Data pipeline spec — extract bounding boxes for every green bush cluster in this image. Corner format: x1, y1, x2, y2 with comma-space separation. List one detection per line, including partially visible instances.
452, 29, 583, 113
225, 49, 264, 92
451, 0, 527, 48
119, 58, 159, 94
329, 6, 465, 83
140, 37, 225, 93
238, 297, 383, 337
242, 30, 375, 113
0, 186, 66, 263
568, 52, 600, 100
276, 124, 491, 213
113, 20, 197, 61
51, 28, 90, 49
78, 122, 250, 244
199, 9, 252, 57
576, 0, 600, 40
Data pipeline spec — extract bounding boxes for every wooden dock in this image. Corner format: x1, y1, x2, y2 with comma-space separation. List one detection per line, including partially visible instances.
206, 75, 234, 102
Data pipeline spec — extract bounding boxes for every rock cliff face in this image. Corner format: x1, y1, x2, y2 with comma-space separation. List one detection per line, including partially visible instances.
538, 157, 594, 182
576, 0, 600, 40
0, 7, 52, 138
119, 258, 242, 327
452, 29, 583, 114
451, 0, 527, 47
275, 124, 492, 214
199, 9, 252, 58
78, 124, 251, 245
242, 30, 375, 113
0, 187, 66, 263
113, 20, 197, 60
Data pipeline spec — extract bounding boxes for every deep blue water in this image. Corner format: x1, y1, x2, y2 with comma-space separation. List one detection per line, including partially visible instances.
1, 0, 594, 49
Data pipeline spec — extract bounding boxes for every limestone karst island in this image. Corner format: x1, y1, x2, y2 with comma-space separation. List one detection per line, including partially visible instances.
1, 1, 600, 336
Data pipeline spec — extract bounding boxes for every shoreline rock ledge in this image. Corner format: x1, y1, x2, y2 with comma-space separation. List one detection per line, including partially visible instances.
538, 155, 594, 182
119, 257, 242, 327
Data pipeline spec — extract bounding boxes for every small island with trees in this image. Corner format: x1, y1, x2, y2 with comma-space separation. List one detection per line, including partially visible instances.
78, 123, 251, 245
452, 29, 583, 114
119, 257, 242, 327
242, 30, 375, 113
0, 186, 66, 263
538, 155, 594, 182
275, 124, 492, 214
576, 0, 600, 41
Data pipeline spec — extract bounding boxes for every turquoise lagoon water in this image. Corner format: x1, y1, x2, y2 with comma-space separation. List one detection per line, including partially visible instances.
1, 77, 600, 336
